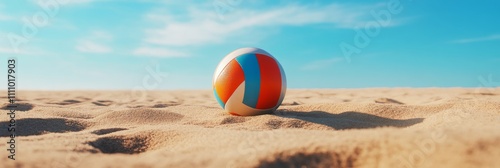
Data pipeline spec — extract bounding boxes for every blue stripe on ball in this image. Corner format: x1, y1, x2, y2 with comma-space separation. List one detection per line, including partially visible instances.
235, 54, 261, 108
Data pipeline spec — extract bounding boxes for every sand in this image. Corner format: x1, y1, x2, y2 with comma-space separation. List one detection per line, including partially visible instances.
1, 88, 499, 168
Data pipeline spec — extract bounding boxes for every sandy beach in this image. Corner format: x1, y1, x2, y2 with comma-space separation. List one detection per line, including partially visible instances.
1, 88, 499, 168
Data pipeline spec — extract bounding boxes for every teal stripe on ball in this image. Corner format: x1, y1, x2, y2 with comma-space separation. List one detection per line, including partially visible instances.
235, 54, 261, 108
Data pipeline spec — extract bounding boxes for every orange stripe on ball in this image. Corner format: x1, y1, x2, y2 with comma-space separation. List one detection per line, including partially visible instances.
214, 59, 245, 104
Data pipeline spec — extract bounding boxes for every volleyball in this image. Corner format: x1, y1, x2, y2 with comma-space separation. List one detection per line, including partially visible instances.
213, 47, 287, 116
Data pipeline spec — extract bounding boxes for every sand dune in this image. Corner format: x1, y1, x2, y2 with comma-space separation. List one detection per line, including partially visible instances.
1, 88, 499, 168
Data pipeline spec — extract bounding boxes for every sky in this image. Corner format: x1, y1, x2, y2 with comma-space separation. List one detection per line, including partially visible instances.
0, 0, 499, 90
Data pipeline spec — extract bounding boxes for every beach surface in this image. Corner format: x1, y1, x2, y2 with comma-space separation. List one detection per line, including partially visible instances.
1, 88, 499, 168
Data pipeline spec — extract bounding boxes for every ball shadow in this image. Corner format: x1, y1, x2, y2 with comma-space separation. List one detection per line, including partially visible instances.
273, 110, 424, 130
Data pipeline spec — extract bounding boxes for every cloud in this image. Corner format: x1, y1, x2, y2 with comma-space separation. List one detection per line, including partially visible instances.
49, 0, 94, 5
301, 57, 344, 71
0, 14, 11, 21
0, 47, 33, 55
89, 30, 113, 40
0, 31, 45, 55
132, 47, 188, 58
0, 3, 11, 21
75, 40, 112, 53
70, 0, 93, 3
74, 30, 113, 54
142, 3, 397, 47
452, 34, 500, 44
0, 44, 51, 56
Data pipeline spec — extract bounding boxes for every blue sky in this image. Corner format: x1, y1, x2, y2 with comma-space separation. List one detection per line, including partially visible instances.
1, 0, 499, 90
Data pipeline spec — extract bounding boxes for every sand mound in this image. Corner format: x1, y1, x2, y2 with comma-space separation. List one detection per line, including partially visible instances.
94, 109, 184, 126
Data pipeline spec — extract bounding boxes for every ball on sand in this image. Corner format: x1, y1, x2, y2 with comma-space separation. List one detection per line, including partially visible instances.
213, 47, 286, 116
